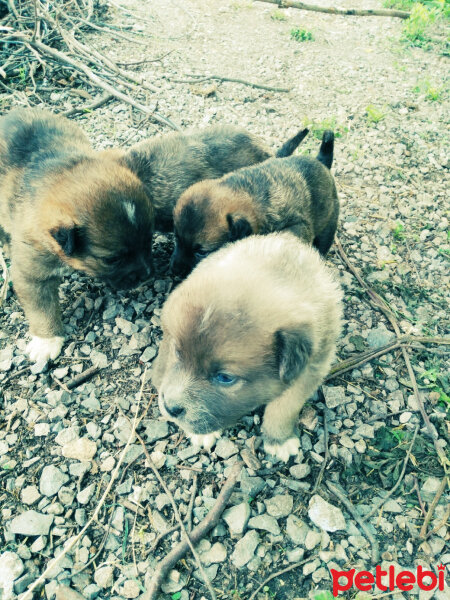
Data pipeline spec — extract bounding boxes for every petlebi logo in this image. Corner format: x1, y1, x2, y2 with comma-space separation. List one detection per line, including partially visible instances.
330, 564, 448, 597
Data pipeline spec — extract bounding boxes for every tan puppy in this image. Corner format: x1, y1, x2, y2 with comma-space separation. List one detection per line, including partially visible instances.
171, 131, 338, 275
153, 233, 342, 461
0, 108, 153, 363
123, 126, 308, 231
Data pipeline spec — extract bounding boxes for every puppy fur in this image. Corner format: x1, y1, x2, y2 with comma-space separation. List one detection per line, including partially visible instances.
123, 126, 308, 232
0, 108, 153, 362
172, 130, 338, 275
153, 233, 342, 461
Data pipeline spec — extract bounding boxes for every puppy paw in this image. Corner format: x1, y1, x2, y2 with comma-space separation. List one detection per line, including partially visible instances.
188, 431, 221, 451
264, 436, 300, 462
26, 336, 64, 363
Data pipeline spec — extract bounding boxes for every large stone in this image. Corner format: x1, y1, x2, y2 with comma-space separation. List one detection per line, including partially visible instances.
94, 565, 114, 588
367, 326, 395, 349
142, 419, 169, 443
231, 530, 260, 568
55, 585, 85, 600
248, 515, 280, 535
322, 386, 347, 408
286, 515, 309, 545
200, 542, 227, 566
308, 495, 346, 532
10, 510, 54, 536
264, 494, 293, 518
39, 465, 69, 497
223, 502, 251, 536
289, 463, 311, 480
0, 551, 24, 600
62, 438, 97, 461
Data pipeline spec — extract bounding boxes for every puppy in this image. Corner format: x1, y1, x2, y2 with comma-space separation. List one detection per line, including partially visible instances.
123, 125, 309, 231
171, 130, 338, 275
0, 108, 153, 363
153, 233, 342, 461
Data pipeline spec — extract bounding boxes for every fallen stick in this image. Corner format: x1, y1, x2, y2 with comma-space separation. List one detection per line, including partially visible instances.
312, 400, 329, 493
326, 481, 380, 564
63, 93, 114, 117
171, 73, 290, 93
365, 424, 419, 519
419, 475, 448, 539
254, 0, 410, 19
142, 461, 243, 600
66, 364, 101, 390
6, 32, 181, 131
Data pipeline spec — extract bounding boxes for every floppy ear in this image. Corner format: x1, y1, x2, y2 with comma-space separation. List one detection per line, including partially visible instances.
226, 213, 253, 242
50, 225, 85, 257
275, 326, 313, 384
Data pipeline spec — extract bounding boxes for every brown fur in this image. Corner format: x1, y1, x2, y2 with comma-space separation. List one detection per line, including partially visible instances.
153, 233, 342, 461
0, 108, 153, 360
172, 131, 338, 275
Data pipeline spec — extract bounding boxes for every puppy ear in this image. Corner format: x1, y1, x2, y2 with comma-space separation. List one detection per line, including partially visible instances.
275, 326, 313, 384
51, 225, 85, 256
226, 213, 253, 242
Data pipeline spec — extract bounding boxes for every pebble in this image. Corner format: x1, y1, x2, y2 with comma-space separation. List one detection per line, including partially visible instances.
264, 494, 293, 518
0, 551, 24, 600
231, 530, 260, 568
305, 529, 322, 550
55, 585, 85, 600
77, 483, 95, 505
121, 579, 141, 598
142, 419, 169, 443
21, 485, 41, 505
248, 514, 281, 535
100, 456, 116, 472
10, 510, 54, 536
286, 515, 309, 545
40, 465, 69, 497
322, 385, 347, 408
34, 423, 50, 436
367, 326, 395, 349
289, 463, 311, 479
62, 438, 97, 461
215, 437, 238, 459
200, 542, 227, 565
421, 477, 443, 503
94, 565, 114, 588
308, 495, 346, 532
55, 426, 80, 446
223, 502, 251, 536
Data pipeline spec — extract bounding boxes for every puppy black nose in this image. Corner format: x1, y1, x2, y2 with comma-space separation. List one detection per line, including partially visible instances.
164, 403, 185, 418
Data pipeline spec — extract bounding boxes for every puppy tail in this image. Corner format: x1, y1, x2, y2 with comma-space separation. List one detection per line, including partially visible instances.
275, 128, 309, 158
316, 130, 334, 169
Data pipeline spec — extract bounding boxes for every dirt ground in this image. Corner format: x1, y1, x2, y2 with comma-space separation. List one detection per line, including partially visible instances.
0, 1, 449, 600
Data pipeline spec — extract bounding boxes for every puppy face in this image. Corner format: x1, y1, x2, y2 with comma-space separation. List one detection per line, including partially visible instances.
171, 181, 256, 275
153, 287, 312, 434
41, 158, 154, 289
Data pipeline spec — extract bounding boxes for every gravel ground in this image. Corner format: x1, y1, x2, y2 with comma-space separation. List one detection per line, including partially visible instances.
0, 1, 449, 599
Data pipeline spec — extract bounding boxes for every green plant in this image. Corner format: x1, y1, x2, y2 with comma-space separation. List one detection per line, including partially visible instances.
172, 593, 182, 600
402, 3, 436, 45
271, 9, 287, 21
413, 78, 444, 101
314, 592, 334, 600
290, 27, 314, 42
303, 116, 348, 140
392, 222, 405, 240
366, 104, 387, 123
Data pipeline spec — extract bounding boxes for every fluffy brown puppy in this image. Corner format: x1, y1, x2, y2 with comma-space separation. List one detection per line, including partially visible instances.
153, 233, 342, 461
0, 108, 153, 363
172, 130, 338, 275
123, 125, 308, 231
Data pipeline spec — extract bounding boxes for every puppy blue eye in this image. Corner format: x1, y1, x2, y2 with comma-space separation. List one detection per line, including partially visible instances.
194, 249, 210, 260
213, 373, 237, 386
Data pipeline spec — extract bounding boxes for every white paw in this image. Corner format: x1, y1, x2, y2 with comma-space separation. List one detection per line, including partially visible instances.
188, 431, 221, 451
264, 436, 300, 462
26, 336, 64, 363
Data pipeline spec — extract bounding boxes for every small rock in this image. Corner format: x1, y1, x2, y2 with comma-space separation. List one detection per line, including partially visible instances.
62, 438, 97, 461
308, 495, 346, 532
140, 346, 157, 362
34, 423, 50, 436
55, 585, 85, 600
100, 456, 116, 472
289, 463, 311, 479
240, 470, 265, 498
10, 510, 54, 536
215, 437, 238, 459
231, 530, 260, 568
248, 514, 280, 535
323, 386, 347, 408
200, 542, 227, 566
303, 559, 320, 576
264, 494, 293, 518
367, 326, 395, 349
0, 551, 24, 600
286, 515, 309, 545
223, 502, 251, 536
21, 485, 40, 505
115, 317, 138, 336
94, 565, 114, 588
121, 579, 140, 599
142, 419, 169, 443
305, 529, 322, 550
40, 465, 69, 497
77, 483, 95, 505
421, 477, 443, 503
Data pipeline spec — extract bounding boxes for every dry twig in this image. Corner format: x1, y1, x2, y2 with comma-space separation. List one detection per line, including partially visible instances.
171, 73, 290, 93
248, 558, 311, 600
255, 0, 410, 19
142, 461, 243, 600
326, 481, 380, 564
65, 364, 101, 390
419, 475, 449, 539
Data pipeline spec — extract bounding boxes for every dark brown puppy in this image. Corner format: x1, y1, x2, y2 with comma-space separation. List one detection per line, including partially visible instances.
172, 131, 338, 275
153, 233, 342, 461
0, 108, 153, 363
123, 125, 308, 231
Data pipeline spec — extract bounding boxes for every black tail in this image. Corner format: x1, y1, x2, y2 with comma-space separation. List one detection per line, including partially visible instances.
316, 130, 334, 169
275, 128, 309, 158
